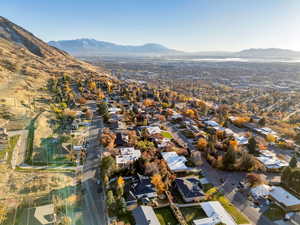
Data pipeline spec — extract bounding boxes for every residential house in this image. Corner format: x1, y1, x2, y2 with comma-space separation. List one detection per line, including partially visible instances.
161, 151, 189, 172
269, 186, 300, 212
116, 147, 141, 168
174, 177, 205, 202
132, 206, 160, 225
115, 132, 129, 147
125, 175, 157, 204
256, 150, 288, 169
193, 201, 237, 225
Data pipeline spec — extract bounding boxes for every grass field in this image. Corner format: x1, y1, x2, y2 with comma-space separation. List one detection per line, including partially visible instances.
180, 206, 207, 225
154, 207, 178, 225
263, 204, 285, 221
161, 131, 173, 139
0, 134, 20, 162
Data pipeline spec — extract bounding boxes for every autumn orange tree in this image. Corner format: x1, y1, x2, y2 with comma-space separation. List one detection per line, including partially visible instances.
266, 134, 276, 143
184, 109, 196, 118
116, 176, 125, 198
197, 138, 208, 150
143, 98, 154, 107
88, 81, 97, 91
151, 174, 166, 194
229, 139, 238, 150
233, 117, 250, 127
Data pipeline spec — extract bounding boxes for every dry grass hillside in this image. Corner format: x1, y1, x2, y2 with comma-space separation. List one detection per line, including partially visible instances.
0, 16, 111, 128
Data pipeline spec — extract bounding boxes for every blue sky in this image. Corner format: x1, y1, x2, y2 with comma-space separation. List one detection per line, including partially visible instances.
2, 0, 300, 51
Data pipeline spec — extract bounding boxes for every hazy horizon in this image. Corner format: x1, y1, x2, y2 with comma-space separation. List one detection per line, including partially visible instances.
2, 0, 300, 52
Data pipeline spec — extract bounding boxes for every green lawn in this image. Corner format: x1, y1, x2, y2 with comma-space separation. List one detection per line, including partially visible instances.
118, 213, 135, 225
0, 135, 20, 163
263, 204, 285, 221
180, 206, 207, 225
154, 207, 178, 225
161, 131, 173, 139
205, 187, 249, 224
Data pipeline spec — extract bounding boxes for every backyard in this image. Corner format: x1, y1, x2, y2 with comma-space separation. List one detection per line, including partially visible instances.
180, 206, 207, 225
154, 207, 178, 225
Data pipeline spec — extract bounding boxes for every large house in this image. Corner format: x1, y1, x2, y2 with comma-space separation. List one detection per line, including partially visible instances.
161, 151, 189, 172
193, 201, 237, 225
125, 175, 157, 204
174, 177, 205, 202
132, 206, 160, 225
116, 147, 141, 168
256, 150, 288, 169
269, 186, 300, 212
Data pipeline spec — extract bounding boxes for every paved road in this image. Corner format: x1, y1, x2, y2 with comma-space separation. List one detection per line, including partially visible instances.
82, 101, 107, 225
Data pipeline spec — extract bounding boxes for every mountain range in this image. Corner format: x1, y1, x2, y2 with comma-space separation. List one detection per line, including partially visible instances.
49, 39, 300, 59
48, 39, 180, 56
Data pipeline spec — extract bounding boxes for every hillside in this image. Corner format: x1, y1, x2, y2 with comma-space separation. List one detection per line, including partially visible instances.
0, 16, 110, 126
48, 38, 181, 56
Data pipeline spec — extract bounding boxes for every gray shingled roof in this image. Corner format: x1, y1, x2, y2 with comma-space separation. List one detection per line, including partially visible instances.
132, 206, 160, 225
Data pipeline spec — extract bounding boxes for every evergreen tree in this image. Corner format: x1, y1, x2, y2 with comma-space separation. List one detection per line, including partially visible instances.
247, 136, 258, 155
289, 154, 298, 168
223, 146, 237, 169
106, 190, 115, 209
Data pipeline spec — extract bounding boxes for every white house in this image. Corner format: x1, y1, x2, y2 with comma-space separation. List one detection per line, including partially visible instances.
250, 184, 271, 200
269, 186, 300, 211
116, 147, 141, 167
193, 201, 237, 225
257, 150, 288, 169
161, 151, 189, 172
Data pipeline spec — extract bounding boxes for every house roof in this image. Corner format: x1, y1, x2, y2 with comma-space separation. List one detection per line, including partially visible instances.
175, 177, 205, 199
161, 151, 188, 171
250, 184, 271, 199
257, 150, 288, 169
193, 201, 237, 225
132, 206, 160, 225
132, 175, 157, 197
269, 186, 300, 207
203, 120, 220, 128
116, 147, 141, 164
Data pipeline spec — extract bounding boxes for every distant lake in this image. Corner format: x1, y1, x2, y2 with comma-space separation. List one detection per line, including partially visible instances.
169, 57, 300, 63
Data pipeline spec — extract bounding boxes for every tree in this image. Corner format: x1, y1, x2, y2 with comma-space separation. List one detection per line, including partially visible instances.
97, 101, 108, 115
106, 190, 115, 208
246, 173, 265, 186
143, 99, 154, 107
116, 176, 125, 198
88, 81, 97, 91
266, 134, 276, 143
0, 205, 8, 224
197, 138, 208, 150
223, 146, 237, 169
183, 109, 195, 118
77, 97, 87, 105
240, 152, 255, 171
60, 216, 72, 225
289, 154, 298, 168
229, 139, 238, 150
117, 197, 127, 215
151, 174, 166, 194
247, 136, 258, 155
101, 156, 116, 177
85, 109, 93, 120
259, 117, 266, 126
